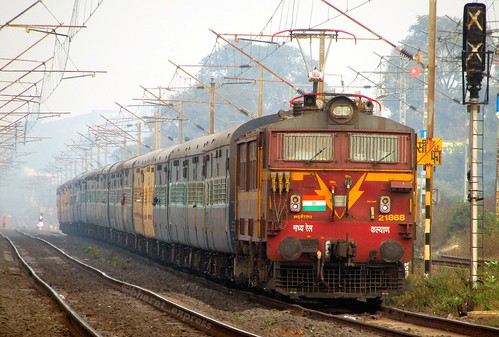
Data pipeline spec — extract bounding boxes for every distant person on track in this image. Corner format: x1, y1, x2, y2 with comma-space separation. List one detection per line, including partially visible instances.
2, 215, 6, 229
37, 213, 44, 230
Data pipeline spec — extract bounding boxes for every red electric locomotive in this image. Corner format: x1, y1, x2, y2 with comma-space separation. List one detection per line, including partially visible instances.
234, 93, 417, 302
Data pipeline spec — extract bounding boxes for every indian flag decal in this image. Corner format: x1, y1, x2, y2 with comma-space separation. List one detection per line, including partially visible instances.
302, 195, 326, 211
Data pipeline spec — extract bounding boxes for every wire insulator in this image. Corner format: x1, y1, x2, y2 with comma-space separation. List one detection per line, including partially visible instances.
399, 48, 414, 60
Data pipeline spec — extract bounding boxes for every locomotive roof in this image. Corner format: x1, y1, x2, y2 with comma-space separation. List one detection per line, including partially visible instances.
262, 109, 414, 133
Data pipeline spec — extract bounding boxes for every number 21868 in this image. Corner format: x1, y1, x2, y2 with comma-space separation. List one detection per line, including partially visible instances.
378, 214, 405, 222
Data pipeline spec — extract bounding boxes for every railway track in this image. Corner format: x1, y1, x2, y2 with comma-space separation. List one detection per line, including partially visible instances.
253, 301, 499, 337
2, 229, 259, 337
34, 230, 499, 337
379, 306, 499, 337
0, 232, 94, 336
189, 280, 499, 337
432, 255, 491, 267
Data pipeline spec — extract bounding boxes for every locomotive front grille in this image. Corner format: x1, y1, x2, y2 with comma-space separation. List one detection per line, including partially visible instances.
274, 263, 404, 298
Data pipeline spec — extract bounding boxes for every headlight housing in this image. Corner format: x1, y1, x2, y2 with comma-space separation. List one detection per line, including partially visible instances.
325, 96, 355, 123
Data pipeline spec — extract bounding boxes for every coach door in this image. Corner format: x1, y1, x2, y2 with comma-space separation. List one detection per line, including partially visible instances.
142, 164, 156, 238
236, 137, 261, 241
133, 167, 145, 236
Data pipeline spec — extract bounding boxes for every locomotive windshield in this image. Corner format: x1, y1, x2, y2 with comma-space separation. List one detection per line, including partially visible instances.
279, 132, 333, 161
349, 133, 401, 163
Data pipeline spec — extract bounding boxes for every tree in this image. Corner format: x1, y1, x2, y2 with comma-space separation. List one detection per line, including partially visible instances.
448, 201, 470, 234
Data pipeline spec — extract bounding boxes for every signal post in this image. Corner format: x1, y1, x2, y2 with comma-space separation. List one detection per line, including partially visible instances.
462, 3, 490, 289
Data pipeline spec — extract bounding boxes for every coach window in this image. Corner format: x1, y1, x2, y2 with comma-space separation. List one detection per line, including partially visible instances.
183, 160, 188, 179
192, 156, 198, 180
248, 141, 257, 190
202, 158, 208, 179
238, 142, 248, 191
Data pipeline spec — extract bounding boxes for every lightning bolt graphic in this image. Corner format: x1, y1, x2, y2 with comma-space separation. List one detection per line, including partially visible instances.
349, 173, 366, 209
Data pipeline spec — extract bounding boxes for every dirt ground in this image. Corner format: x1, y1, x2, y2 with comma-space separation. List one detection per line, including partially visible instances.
0, 230, 74, 336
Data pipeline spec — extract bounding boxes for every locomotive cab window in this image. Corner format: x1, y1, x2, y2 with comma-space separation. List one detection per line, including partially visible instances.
349, 133, 400, 163
277, 132, 333, 162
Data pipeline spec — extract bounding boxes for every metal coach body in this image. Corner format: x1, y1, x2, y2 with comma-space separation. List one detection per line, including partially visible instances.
108, 157, 136, 235
165, 114, 280, 253
151, 147, 175, 244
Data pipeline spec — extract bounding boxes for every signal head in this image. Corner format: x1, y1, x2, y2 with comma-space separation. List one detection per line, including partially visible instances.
463, 3, 487, 74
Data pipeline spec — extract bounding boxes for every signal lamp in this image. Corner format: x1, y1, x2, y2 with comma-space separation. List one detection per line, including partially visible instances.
290, 195, 301, 212
379, 196, 391, 214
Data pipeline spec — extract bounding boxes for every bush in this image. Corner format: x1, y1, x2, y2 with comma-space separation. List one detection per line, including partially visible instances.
386, 263, 499, 320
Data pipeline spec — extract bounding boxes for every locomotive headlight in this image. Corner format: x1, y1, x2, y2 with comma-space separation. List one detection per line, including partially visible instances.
379, 196, 391, 214
290, 194, 301, 212
325, 96, 355, 123
332, 105, 353, 117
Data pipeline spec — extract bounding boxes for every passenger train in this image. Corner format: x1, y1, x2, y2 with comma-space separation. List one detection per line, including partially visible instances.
57, 93, 417, 304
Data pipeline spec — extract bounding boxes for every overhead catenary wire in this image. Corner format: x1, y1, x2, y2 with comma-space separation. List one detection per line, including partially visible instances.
321, 0, 425, 68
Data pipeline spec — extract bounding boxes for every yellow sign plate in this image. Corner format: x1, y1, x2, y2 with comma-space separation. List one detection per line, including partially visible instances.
417, 138, 442, 165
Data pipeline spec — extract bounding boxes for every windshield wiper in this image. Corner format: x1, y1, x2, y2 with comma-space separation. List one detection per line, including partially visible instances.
305, 146, 326, 165
372, 151, 394, 166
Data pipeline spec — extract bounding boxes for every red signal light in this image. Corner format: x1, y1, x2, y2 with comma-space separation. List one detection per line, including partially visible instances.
410, 66, 421, 78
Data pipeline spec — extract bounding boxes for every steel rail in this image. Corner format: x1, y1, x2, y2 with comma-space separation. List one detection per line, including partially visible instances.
0, 233, 101, 337
183, 273, 423, 337
432, 255, 491, 267
268, 304, 420, 337
19, 231, 260, 337
382, 306, 499, 337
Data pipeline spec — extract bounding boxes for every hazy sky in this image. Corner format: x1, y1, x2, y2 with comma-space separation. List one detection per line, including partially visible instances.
2, 0, 498, 119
